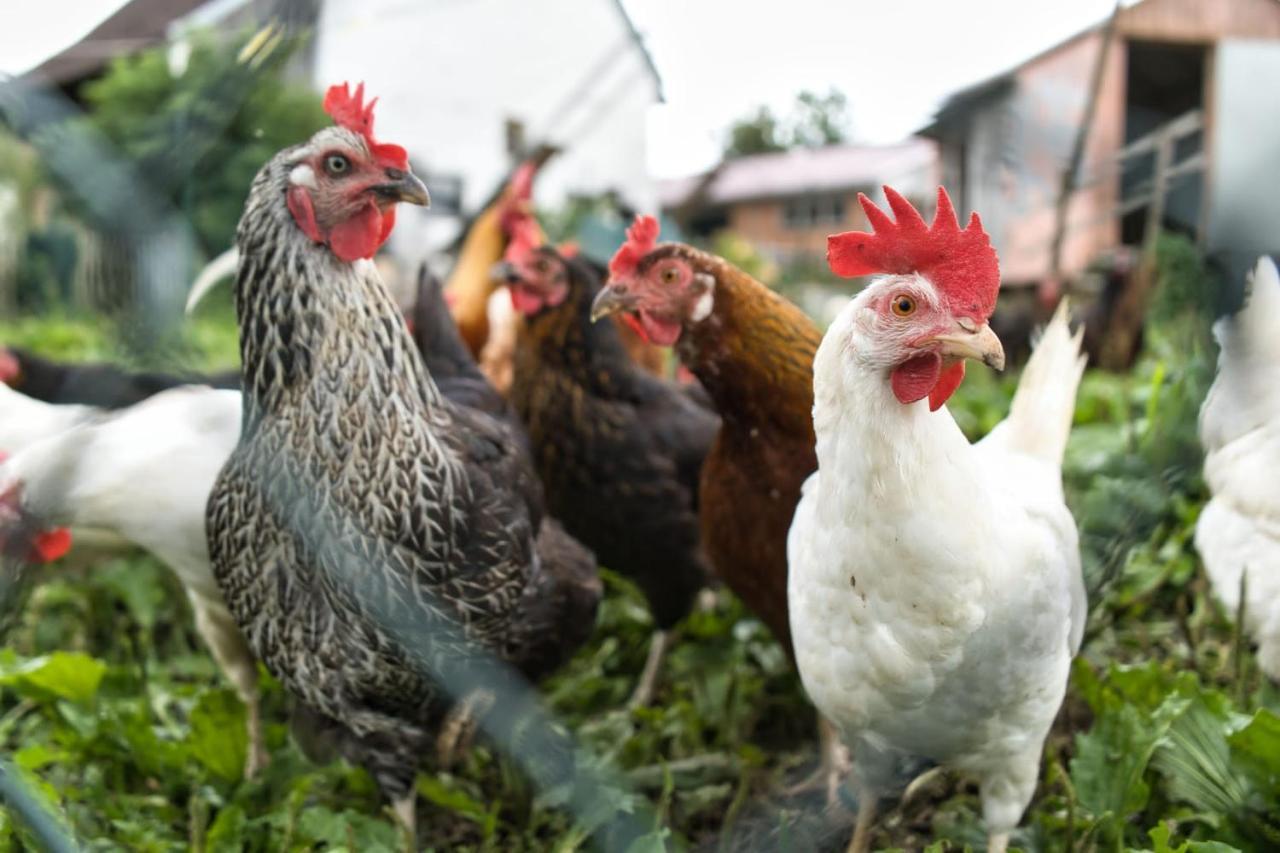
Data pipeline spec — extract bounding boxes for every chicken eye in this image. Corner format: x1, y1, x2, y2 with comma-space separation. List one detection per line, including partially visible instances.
325, 154, 350, 175
891, 294, 916, 317
660, 267, 680, 285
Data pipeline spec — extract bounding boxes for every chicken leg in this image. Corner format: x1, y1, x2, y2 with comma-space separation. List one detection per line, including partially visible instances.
436, 688, 496, 767
988, 832, 1010, 853
629, 629, 674, 708
785, 713, 851, 804
392, 794, 416, 852
847, 782, 878, 853
190, 594, 267, 778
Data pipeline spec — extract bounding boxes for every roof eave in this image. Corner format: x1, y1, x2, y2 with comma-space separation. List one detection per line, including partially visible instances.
608, 0, 665, 102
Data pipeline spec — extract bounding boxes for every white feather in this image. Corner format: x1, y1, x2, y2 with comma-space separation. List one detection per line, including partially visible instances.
788, 286, 1086, 837
1196, 256, 1280, 679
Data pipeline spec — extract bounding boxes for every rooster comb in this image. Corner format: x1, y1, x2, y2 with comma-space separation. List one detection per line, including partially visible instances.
609, 214, 661, 279
503, 213, 544, 268
323, 82, 409, 171
827, 186, 1000, 321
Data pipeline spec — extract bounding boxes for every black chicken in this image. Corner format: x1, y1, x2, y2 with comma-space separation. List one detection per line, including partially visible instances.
205, 83, 597, 837
500, 222, 718, 707
0, 346, 239, 408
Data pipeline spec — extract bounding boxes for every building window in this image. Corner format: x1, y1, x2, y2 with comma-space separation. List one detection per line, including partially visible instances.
783, 195, 846, 229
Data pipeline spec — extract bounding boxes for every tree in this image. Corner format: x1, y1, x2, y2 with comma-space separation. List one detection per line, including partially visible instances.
721, 89, 851, 159
789, 89, 850, 148
70, 30, 329, 257
723, 106, 788, 159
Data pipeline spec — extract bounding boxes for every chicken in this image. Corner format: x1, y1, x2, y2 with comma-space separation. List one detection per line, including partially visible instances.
0, 384, 267, 775
0, 346, 238, 408
411, 265, 510, 421
409, 263, 600, 687
1195, 255, 1280, 681
787, 188, 1087, 853
590, 214, 851, 794
573, 249, 668, 378
500, 213, 718, 707
445, 160, 541, 364
206, 83, 597, 836
0, 474, 72, 638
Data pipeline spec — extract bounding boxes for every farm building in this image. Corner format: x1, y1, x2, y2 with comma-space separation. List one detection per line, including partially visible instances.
22, 0, 663, 260
658, 139, 938, 268
921, 0, 1280, 288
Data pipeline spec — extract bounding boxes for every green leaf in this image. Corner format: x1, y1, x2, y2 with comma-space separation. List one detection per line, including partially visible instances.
1144, 822, 1242, 852
1227, 709, 1280, 797
94, 559, 168, 631
415, 774, 490, 822
204, 803, 247, 852
0, 651, 106, 705
295, 806, 398, 852
623, 829, 671, 853
188, 687, 248, 784
1071, 688, 1188, 819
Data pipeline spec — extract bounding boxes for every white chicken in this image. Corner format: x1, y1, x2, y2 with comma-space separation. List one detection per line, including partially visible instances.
1195, 255, 1280, 681
787, 187, 1087, 853
0, 384, 265, 776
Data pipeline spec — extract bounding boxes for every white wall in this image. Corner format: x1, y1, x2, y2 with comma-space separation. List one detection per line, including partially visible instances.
312, 0, 660, 268
1208, 39, 1280, 256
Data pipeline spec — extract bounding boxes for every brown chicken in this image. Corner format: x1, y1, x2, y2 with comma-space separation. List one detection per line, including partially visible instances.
445, 160, 542, 361
591, 215, 847, 796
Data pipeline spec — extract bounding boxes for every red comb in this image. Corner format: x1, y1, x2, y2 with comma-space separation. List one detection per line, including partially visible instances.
609, 214, 660, 280
0, 349, 18, 386
499, 160, 540, 234
32, 528, 71, 563
558, 241, 580, 258
828, 186, 1000, 321
509, 161, 537, 204
323, 82, 409, 171
503, 214, 543, 268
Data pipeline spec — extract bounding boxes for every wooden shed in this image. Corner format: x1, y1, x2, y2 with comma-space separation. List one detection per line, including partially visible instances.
922, 0, 1280, 288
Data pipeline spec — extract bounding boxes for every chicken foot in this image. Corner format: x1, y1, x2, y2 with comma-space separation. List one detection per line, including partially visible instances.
436, 688, 497, 767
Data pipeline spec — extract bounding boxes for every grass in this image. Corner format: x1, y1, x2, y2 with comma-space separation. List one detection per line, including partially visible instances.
1, 255, 1278, 851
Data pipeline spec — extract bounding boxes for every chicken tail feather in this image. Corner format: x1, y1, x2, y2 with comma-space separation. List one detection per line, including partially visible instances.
998, 299, 1086, 468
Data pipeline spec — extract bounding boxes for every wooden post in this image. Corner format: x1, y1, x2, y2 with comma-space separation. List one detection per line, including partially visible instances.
1100, 127, 1175, 369
1048, 0, 1122, 282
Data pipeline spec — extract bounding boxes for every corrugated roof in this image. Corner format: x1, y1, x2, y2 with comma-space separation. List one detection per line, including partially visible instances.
25, 0, 212, 86
658, 138, 937, 209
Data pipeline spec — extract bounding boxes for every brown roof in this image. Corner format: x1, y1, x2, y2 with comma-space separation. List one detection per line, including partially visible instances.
658, 139, 938, 209
25, 0, 211, 86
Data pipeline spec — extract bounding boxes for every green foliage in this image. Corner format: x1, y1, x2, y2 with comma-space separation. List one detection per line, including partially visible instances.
722, 89, 851, 159
723, 106, 788, 158
67, 30, 327, 256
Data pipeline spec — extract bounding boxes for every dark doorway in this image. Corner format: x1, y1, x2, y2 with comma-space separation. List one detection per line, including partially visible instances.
1120, 40, 1207, 244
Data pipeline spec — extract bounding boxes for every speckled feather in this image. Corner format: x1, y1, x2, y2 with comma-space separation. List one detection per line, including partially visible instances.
509, 252, 717, 629
207, 127, 585, 800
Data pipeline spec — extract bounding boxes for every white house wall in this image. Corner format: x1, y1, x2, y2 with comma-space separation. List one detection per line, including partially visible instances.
312, 0, 659, 265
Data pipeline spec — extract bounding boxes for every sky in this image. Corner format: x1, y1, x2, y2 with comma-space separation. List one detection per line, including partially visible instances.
1, 0, 1132, 178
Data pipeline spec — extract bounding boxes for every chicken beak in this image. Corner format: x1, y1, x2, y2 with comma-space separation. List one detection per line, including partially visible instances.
490, 261, 519, 284
931, 321, 1006, 371
589, 284, 637, 324
374, 170, 431, 207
